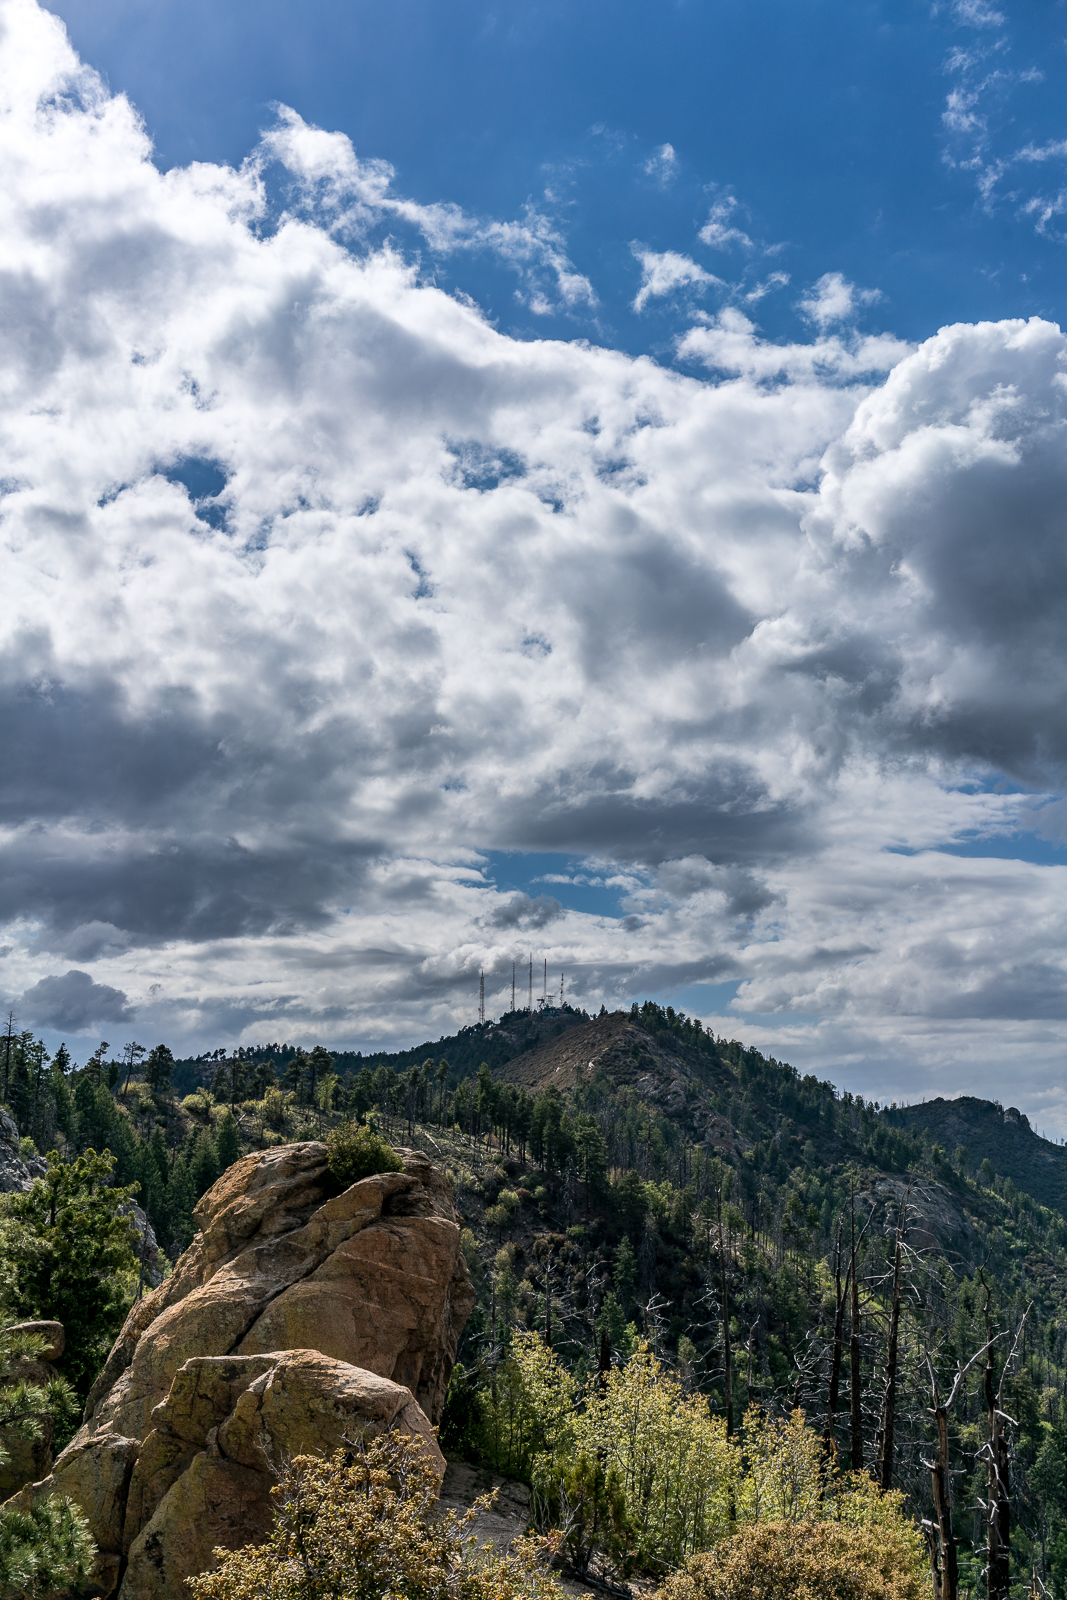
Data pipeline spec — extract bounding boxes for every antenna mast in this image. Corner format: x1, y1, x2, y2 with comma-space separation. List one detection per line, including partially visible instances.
511, 962, 516, 1012
478, 970, 485, 1026
528, 955, 533, 1012
560, 970, 564, 1007
543, 959, 547, 1006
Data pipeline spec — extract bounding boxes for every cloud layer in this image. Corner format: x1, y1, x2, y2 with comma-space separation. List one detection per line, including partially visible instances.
4, 0, 1067, 1124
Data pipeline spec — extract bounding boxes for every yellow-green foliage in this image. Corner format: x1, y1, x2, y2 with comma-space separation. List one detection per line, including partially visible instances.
324, 1119, 402, 1186
481, 1335, 928, 1581
652, 1519, 931, 1600
180, 1092, 213, 1122
187, 1431, 562, 1600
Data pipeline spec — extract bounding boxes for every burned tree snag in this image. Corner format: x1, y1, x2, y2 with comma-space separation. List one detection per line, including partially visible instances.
875, 1197, 906, 1491
980, 1277, 1027, 1600
717, 1171, 734, 1437
850, 1184, 863, 1472
824, 1221, 847, 1464
921, 1337, 1001, 1600
923, 1360, 961, 1600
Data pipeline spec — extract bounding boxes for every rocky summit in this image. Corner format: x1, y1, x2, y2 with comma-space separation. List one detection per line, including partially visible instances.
8, 1141, 475, 1598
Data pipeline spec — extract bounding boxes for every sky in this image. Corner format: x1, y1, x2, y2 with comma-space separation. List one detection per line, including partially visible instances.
6, 0, 1067, 1127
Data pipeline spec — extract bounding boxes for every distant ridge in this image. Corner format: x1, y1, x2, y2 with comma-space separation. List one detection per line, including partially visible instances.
887, 1095, 1067, 1213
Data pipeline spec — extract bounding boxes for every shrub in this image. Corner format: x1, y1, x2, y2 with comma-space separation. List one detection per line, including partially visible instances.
0, 1325, 95, 1597
260, 1087, 290, 1131
187, 1431, 562, 1600
477, 1337, 927, 1583
652, 1519, 930, 1600
325, 1120, 402, 1187
0, 1494, 95, 1599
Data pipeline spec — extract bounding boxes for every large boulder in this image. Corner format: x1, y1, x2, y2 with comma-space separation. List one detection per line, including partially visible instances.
8, 1142, 474, 1597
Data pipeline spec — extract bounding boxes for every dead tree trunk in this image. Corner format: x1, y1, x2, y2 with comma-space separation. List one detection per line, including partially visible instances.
984, 1345, 1011, 1600
717, 1175, 734, 1437
922, 1338, 1001, 1600
875, 1199, 906, 1490
824, 1221, 847, 1465
925, 1366, 960, 1600
850, 1184, 863, 1472
980, 1278, 1025, 1600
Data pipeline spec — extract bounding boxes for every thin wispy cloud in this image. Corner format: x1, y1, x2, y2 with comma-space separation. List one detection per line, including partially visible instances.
643, 143, 678, 184
698, 195, 755, 251
631, 248, 722, 311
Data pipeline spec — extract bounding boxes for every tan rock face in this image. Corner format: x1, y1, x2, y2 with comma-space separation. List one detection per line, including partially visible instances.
7, 1144, 474, 1598
120, 1350, 441, 1600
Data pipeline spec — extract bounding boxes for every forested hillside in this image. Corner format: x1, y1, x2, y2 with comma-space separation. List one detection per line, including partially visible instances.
2, 1004, 1067, 1596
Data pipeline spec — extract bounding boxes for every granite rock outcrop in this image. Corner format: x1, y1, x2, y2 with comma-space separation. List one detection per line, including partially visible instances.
9, 1140, 474, 1597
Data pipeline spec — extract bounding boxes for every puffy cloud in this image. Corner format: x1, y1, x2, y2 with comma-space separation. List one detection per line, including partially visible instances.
798, 272, 882, 329
678, 306, 908, 382
21, 971, 133, 1031
5, 0, 1067, 1120
631, 248, 721, 312
490, 894, 564, 929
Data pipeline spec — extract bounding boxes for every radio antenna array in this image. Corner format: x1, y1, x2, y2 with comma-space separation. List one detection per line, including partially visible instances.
478, 970, 485, 1026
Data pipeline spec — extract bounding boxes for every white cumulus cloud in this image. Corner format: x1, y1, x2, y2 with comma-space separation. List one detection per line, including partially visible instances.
798, 272, 883, 329
5, 0, 1067, 1124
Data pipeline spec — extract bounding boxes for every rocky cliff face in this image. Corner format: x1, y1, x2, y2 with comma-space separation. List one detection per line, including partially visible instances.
10, 1141, 475, 1598
0, 1108, 46, 1193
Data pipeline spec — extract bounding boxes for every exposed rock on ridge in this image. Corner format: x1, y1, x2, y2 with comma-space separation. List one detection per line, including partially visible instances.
10, 1141, 474, 1597
0, 1108, 46, 1193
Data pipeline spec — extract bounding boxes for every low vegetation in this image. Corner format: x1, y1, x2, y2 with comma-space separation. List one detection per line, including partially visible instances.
187, 1431, 562, 1600
1, 1004, 1066, 1595
0, 1326, 93, 1598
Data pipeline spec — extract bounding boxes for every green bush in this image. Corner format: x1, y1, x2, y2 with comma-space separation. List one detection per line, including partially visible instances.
652, 1520, 930, 1600
188, 1431, 561, 1600
0, 1494, 95, 1599
325, 1121, 402, 1187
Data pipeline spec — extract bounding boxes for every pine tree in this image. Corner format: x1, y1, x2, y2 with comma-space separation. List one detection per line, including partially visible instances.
216, 1111, 241, 1173
190, 1129, 220, 1200
0, 1151, 140, 1398
165, 1153, 196, 1257
144, 1045, 175, 1095
0, 1327, 93, 1598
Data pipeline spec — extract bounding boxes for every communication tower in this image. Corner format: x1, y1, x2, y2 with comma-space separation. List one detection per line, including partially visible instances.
478, 970, 485, 1025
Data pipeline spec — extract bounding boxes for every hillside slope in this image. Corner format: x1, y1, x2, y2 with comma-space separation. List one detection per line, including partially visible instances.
887, 1094, 1067, 1213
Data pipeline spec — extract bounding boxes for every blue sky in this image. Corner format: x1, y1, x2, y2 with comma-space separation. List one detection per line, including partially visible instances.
50, 0, 1067, 350
8, 0, 1067, 1124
